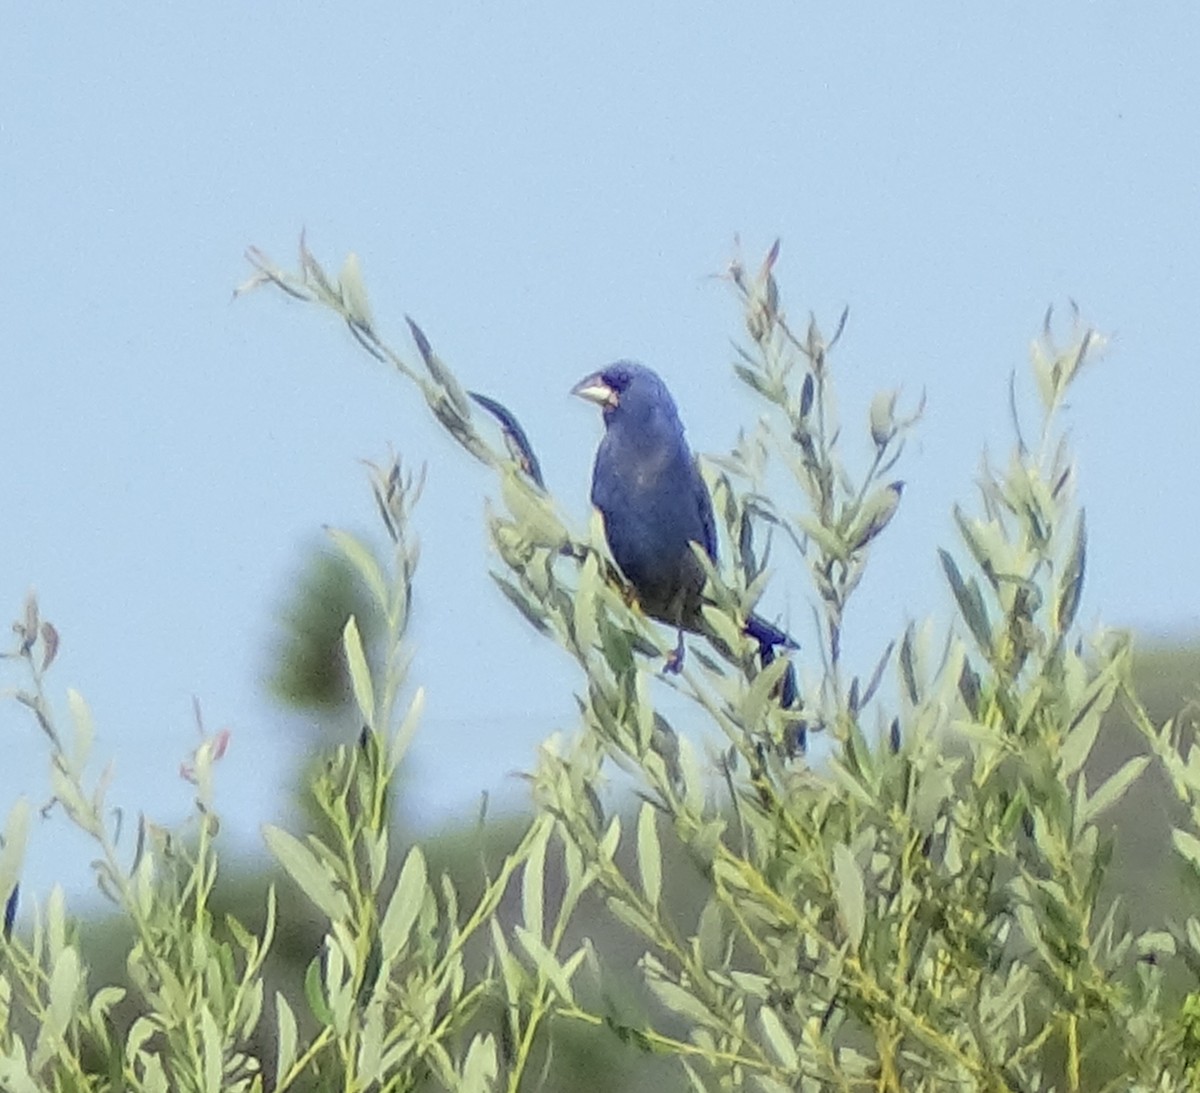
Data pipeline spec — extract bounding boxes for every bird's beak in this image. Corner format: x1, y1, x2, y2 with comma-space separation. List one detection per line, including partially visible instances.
571, 372, 617, 410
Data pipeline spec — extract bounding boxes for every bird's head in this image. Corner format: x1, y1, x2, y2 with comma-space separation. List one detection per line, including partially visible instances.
571, 361, 681, 431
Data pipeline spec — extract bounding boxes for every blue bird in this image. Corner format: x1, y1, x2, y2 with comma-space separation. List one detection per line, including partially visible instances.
573, 361, 797, 696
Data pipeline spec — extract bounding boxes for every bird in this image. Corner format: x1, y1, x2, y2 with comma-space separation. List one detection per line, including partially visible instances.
572, 361, 797, 697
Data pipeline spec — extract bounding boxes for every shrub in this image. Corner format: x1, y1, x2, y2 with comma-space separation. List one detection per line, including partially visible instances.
1, 240, 1197, 1091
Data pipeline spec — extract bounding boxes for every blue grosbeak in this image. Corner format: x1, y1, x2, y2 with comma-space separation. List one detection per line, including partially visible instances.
573, 361, 796, 689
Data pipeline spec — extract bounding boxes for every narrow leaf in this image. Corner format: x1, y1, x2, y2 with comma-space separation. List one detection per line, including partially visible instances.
1056, 509, 1087, 635
33, 946, 79, 1068
522, 819, 551, 942
490, 573, 550, 634
599, 815, 622, 862
380, 846, 427, 960
1172, 829, 1200, 873
304, 958, 332, 1024
339, 251, 375, 331
1082, 756, 1149, 824
342, 616, 374, 725
263, 826, 347, 920
67, 688, 94, 773
406, 316, 472, 418
646, 977, 718, 1028
636, 802, 662, 909
387, 687, 425, 777
832, 844, 865, 949
514, 927, 578, 1004
0, 799, 31, 910
460, 1033, 499, 1093
760, 1005, 799, 1069
275, 992, 298, 1087
939, 549, 993, 655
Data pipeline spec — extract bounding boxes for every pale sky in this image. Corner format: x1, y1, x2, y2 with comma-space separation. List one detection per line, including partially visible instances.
4, 3, 1198, 908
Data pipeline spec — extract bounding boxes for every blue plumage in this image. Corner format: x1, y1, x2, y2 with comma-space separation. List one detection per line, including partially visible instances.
574, 362, 715, 630
574, 361, 796, 691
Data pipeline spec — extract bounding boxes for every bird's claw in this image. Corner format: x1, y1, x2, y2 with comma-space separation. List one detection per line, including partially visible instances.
664, 631, 686, 674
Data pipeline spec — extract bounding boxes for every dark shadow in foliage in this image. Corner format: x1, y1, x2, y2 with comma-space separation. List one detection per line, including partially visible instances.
269, 546, 383, 715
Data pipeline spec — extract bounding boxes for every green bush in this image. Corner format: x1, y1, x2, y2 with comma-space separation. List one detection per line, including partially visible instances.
2, 240, 1199, 1091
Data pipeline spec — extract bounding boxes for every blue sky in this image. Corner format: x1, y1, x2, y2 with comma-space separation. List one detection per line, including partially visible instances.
4, 3, 1198, 908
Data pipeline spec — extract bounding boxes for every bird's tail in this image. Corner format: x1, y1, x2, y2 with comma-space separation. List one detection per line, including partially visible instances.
744, 613, 797, 652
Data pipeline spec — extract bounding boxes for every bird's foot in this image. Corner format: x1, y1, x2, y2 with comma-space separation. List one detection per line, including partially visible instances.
664, 631, 686, 674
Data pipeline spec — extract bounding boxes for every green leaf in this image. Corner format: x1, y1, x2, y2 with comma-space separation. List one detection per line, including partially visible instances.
645, 976, 717, 1028
700, 603, 743, 654
380, 846, 427, 960
729, 970, 770, 997
912, 765, 956, 831
388, 686, 425, 778
848, 481, 902, 550
759, 1005, 799, 1070
952, 507, 1003, 591
141, 1055, 169, 1093
407, 315, 473, 419
67, 688, 95, 774
898, 623, 920, 704
45, 886, 68, 960
323, 937, 354, 1035
574, 550, 601, 659
0, 799, 30, 911
500, 467, 567, 550
1055, 509, 1087, 635
126, 1016, 156, 1060
489, 572, 550, 634
832, 844, 865, 949
696, 899, 724, 966
460, 1033, 499, 1093
797, 514, 848, 563
606, 895, 655, 938
263, 825, 348, 921
490, 918, 525, 1005
740, 652, 793, 728
522, 819, 551, 942
1082, 756, 1149, 824
1136, 931, 1176, 959
88, 986, 126, 1038
274, 992, 297, 1088
339, 251, 375, 331
342, 616, 375, 725
1172, 830, 1200, 873
0, 1045, 39, 1093
599, 814, 622, 862
634, 670, 656, 753
1060, 701, 1102, 777
636, 802, 662, 909
733, 363, 779, 402
201, 1006, 222, 1093
356, 1003, 385, 1085
869, 389, 897, 449
939, 549, 993, 655
33, 946, 79, 1068
514, 927, 578, 1004
304, 957, 331, 1024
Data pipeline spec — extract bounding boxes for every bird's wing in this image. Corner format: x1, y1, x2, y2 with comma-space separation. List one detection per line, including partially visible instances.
693, 456, 718, 561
